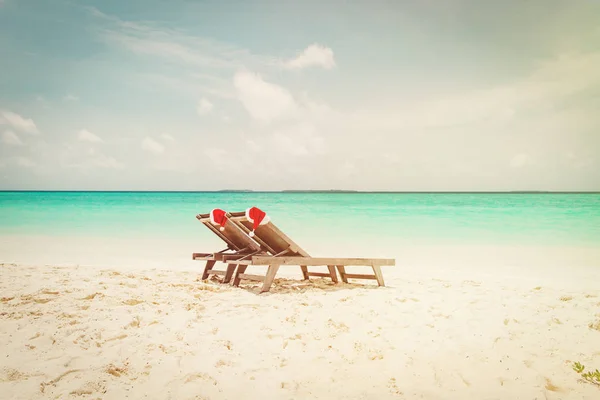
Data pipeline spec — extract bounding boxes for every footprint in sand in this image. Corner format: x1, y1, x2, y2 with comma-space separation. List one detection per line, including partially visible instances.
106, 362, 129, 378
159, 344, 178, 354
184, 373, 217, 385
327, 319, 349, 338
387, 378, 403, 396
70, 381, 107, 397
588, 320, 600, 331
125, 316, 141, 329
544, 378, 564, 393
40, 369, 82, 394
280, 381, 300, 390
368, 349, 384, 361
458, 373, 470, 387
79, 293, 103, 301
122, 299, 144, 306
1, 368, 28, 382
104, 334, 127, 343
218, 340, 233, 350
215, 359, 234, 368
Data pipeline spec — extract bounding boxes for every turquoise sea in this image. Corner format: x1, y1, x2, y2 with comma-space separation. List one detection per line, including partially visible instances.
1, 192, 599, 248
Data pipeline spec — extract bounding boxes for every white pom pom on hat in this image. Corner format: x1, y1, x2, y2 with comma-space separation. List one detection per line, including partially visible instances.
245, 206, 270, 237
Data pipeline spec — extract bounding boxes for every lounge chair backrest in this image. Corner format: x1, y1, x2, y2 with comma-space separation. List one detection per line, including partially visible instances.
196, 213, 261, 252
228, 214, 310, 257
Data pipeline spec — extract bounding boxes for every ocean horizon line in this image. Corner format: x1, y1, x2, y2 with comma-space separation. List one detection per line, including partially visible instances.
1, 190, 599, 194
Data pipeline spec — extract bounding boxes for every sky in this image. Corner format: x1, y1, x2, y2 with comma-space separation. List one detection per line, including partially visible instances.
0, 0, 599, 191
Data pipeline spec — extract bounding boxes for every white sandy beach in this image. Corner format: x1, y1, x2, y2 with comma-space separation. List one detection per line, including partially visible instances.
1, 240, 600, 399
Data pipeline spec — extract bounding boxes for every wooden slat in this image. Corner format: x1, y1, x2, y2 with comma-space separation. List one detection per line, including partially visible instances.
372, 265, 385, 286
223, 264, 237, 284
226, 259, 253, 265
238, 273, 266, 282
221, 253, 259, 261
203, 222, 238, 250
192, 253, 240, 261
201, 260, 216, 280
327, 265, 339, 283
199, 215, 261, 252
192, 253, 215, 260
232, 265, 248, 286
228, 217, 309, 257
336, 265, 348, 283
300, 265, 309, 280
307, 272, 331, 278
344, 273, 377, 280
251, 256, 395, 266
209, 270, 227, 276
228, 217, 278, 254
260, 265, 280, 293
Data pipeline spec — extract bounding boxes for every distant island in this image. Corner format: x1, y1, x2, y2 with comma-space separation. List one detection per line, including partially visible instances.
282, 190, 360, 193
212, 190, 597, 194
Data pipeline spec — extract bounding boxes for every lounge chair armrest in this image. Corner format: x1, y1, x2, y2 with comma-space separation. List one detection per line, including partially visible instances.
250, 256, 395, 266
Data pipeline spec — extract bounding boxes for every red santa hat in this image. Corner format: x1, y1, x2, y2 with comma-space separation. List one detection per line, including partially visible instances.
245, 206, 270, 237
210, 208, 228, 231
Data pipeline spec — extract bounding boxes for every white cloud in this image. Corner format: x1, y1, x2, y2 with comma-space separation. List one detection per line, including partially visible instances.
196, 98, 214, 115
2, 130, 23, 146
141, 137, 165, 154
103, 31, 238, 69
510, 153, 534, 168
284, 44, 336, 70
92, 8, 267, 71
233, 70, 298, 123
77, 129, 103, 143
64, 94, 79, 101
0, 110, 38, 134
59, 143, 124, 170
161, 133, 175, 141
15, 157, 36, 168
346, 51, 600, 132
92, 154, 123, 169
272, 124, 326, 156
140, 73, 236, 100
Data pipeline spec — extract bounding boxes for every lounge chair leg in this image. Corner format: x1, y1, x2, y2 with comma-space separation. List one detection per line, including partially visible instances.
201, 260, 216, 280
223, 264, 237, 284
260, 265, 280, 293
336, 265, 348, 283
372, 265, 385, 286
327, 265, 339, 283
300, 265, 309, 280
232, 265, 248, 287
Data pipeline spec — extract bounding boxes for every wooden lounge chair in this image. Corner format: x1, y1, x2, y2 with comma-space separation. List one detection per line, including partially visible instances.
225, 209, 395, 293
192, 210, 265, 283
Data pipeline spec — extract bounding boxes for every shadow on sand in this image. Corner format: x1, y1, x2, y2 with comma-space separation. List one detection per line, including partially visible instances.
201, 275, 384, 295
